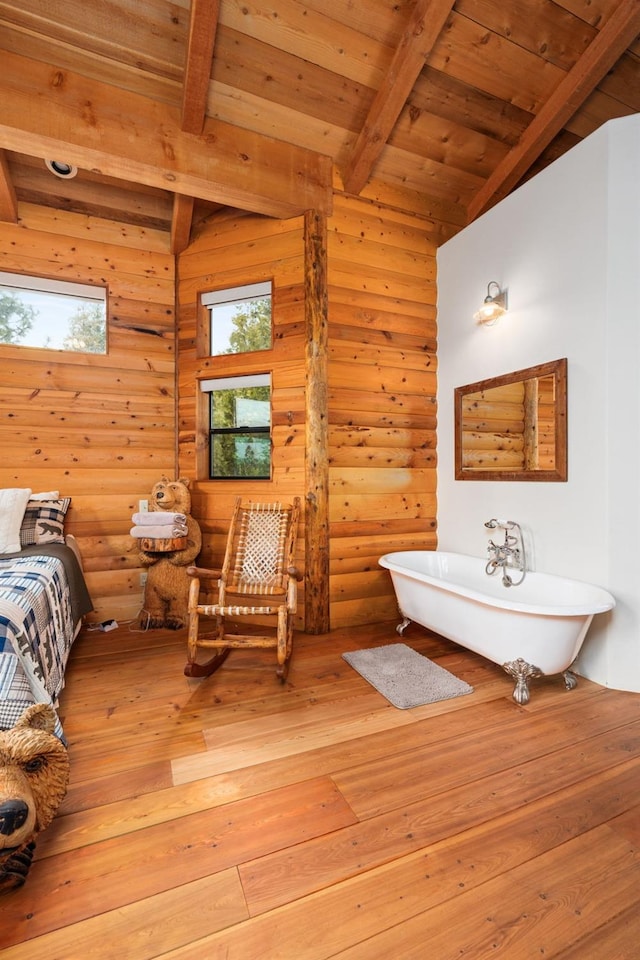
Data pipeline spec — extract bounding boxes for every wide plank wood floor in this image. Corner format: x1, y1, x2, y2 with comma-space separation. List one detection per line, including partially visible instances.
1, 619, 640, 958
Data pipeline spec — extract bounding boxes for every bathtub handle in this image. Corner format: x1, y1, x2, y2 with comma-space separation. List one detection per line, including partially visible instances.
484, 518, 515, 530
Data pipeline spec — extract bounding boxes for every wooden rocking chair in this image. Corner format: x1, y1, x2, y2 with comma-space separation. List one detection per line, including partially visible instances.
185, 496, 301, 681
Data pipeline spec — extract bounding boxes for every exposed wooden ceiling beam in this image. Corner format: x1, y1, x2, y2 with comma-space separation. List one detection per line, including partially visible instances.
0, 51, 332, 220
342, 0, 454, 196
170, 193, 195, 254
467, 0, 640, 222
0, 149, 18, 223
181, 0, 220, 135
177, 0, 220, 248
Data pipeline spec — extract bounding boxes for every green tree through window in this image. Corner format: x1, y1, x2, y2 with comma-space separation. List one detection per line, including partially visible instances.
205, 289, 273, 479
211, 383, 271, 478
225, 297, 271, 354
63, 302, 107, 353
0, 272, 107, 352
0, 292, 36, 344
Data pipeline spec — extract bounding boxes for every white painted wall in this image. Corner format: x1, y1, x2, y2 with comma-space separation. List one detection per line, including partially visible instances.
437, 115, 640, 691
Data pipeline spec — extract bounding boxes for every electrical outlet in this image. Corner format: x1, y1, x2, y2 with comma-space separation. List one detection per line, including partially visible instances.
139, 571, 148, 586
139, 499, 149, 512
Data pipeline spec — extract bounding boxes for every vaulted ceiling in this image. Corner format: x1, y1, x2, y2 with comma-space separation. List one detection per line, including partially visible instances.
1, 0, 639, 251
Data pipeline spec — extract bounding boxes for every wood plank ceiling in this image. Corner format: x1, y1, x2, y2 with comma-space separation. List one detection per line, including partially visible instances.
0, 0, 639, 251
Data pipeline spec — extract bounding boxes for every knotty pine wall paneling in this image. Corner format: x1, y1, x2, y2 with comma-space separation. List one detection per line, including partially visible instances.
327, 189, 438, 627
0, 205, 176, 622
176, 213, 308, 627
177, 186, 439, 631
459, 382, 526, 472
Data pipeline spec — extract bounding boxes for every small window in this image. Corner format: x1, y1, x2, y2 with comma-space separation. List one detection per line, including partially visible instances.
201, 281, 271, 356
201, 374, 271, 479
0, 272, 107, 353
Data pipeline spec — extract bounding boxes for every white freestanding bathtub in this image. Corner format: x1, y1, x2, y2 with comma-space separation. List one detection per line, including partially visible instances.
379, 551, 615, 704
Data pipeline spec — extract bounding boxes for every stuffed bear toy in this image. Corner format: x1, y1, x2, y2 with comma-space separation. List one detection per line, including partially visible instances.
138, 476, 202, 629
0, 703, 70, 894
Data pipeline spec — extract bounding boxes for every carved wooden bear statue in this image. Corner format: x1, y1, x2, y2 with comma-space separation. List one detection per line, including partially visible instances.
139, 476, 202, 629
0, 703, 69, 894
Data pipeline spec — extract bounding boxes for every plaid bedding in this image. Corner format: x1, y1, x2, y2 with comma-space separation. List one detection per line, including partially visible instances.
0, 553, 77, 736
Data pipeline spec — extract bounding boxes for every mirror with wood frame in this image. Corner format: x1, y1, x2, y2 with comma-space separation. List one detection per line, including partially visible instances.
454, 358, 567, 481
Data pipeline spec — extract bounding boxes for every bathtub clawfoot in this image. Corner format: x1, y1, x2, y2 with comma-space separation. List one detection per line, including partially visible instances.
502, 658, 543, 705
563, 668, 578, 691
379, 552, 615, 703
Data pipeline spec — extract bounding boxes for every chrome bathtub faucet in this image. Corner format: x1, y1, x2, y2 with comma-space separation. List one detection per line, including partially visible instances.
484, 519, 526, 587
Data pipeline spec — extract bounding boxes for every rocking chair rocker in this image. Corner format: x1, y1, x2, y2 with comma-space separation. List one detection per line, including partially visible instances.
185, 496, 301, 681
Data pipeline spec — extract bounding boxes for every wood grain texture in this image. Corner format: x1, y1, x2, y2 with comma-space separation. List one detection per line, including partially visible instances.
176, 188, 436, 630
0, 49, 333, 219
4, 619, 638, 957
304, 209, 330, 633
0, 205, 175, 622
1, 0, 638, 232
180, 0, 220, 135
343, 0, 455, 194
0, 148, 17, 222
0, 0, 627, 629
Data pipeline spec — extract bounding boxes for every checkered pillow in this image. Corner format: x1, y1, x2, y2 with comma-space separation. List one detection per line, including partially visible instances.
19, 498, 71, 547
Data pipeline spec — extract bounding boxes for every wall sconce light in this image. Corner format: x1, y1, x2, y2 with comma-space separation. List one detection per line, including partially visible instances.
474, 281, 508, 325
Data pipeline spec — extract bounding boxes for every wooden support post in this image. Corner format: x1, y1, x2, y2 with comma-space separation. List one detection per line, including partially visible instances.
304, 209, 330, 634
0, 150, 18, 223
523, 378, 539, 471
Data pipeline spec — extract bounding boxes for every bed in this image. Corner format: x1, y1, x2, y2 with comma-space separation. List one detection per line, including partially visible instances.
0, 539, 93, 740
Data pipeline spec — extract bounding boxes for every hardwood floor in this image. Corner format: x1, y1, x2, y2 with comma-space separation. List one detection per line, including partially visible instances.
2, 619, 640, 958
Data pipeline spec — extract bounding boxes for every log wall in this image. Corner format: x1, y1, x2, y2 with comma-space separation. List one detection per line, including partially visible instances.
327, 190, 438, 626
0, 205, 175, 622
176, 212, 308, 624
0, 184, 439, 631
460, 382, 526, 472
460, 375, 556, 473
176, 185, 439, 629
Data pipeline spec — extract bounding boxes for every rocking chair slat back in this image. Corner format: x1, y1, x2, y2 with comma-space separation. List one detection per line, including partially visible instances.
227, 500, 296, 595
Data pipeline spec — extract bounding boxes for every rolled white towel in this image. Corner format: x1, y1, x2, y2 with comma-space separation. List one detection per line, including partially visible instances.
131, 511, 187, 526
131, 523, 188, 539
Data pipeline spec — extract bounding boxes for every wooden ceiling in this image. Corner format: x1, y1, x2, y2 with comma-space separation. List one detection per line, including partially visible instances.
1, 0, 639, 251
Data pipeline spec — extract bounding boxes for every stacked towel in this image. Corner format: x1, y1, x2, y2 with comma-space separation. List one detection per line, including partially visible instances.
131, 524, 188, 538
130, 511, 188, 539
131, 511, 186, 526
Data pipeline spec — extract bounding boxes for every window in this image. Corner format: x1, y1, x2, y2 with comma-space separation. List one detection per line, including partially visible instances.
201, 374, 271, 479
0, 272, 107, 353
201, 281, 271, 355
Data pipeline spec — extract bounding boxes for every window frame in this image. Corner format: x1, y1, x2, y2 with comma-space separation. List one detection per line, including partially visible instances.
200, 280, 272, 357
196, 279, 276, 482
0, 270, 108, 354
200, 372, 273, 481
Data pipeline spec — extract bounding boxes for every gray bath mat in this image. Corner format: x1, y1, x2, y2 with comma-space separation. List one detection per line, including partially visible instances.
342, 642, 473, 709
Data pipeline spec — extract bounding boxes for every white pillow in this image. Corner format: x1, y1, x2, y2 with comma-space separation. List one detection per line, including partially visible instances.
30, 490, 60, 500
0, 488, 33, 553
